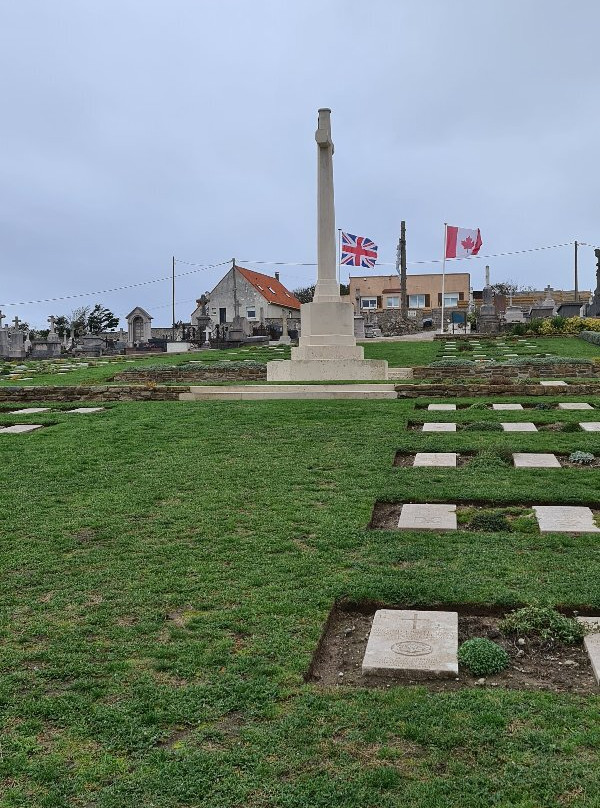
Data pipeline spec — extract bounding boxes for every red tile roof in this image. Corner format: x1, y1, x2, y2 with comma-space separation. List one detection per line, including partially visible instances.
236, 266, 301, 310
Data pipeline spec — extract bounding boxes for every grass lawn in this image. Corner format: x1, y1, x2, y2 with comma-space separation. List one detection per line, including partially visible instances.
1, 396, 600, 806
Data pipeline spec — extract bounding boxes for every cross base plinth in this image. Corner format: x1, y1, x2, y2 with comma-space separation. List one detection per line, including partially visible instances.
266, 358, 388, 381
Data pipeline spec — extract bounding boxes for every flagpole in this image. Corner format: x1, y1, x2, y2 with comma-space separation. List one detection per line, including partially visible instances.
337, 228, 342, 287
440, 223, 447, 334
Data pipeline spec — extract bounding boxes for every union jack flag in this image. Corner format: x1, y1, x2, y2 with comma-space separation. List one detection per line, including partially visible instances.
340, 232, 378, 268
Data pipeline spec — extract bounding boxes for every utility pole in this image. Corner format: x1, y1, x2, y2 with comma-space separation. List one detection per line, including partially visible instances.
171, 256, 176, 341
398, 221, 407, 318
574, 240, 579, 303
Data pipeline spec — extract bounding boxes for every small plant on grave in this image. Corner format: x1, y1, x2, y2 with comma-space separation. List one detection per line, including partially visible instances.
534, 402, 553, 410
467, 450, 510, 470
458, 638, 509, 676
561, 421, 581, 432
462, 420, 502, 431
500, 606, 586, 647
457, 342, 472, 352
468, 509, 512, 533
568, 451, 595, 465
467, 401, 488, 410
510, 509, 539, 534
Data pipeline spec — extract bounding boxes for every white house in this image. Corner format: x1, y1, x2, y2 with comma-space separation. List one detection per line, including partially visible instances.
191, 264, 301, 335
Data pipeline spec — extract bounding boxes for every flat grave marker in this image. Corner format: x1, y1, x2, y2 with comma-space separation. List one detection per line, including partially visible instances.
534, 506, 600, 534
8, 407, 51, 414
398, 503, 457, 530
492, 403, 524, 410
427, 404, 456, 411
501, 422, 538, 432
580, 422, 600, 432
0, 424, 43, 434
362, 609, 459, 679
513, 453, 561, 468
422, 422, 456, 432
577, 617, 600, 685
558, 403, 593, 410
413, 452, 457, 467
540, 380, 567, 387
67, 407, 106, 414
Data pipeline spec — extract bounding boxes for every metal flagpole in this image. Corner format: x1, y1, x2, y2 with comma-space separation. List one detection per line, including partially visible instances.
172, 256, 175, 341
337, 228, 342, 286
440, 223, 447, 334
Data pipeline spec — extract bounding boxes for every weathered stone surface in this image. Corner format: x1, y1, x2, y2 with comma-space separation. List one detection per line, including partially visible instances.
422, 422, 456, 432
558, 402, 593, 410
492, 403, 524, 410
0, 424, 43, 434
534, 506, 600, 533
580, 422, 600, 431
413, 453, 457, 467
427, 404, 456, 411
67, 407, 106, 414
577, 617, 600, 685
362, 609, 459, 679
8, 407, 51, 414
540, 380, 568, 387
398, 504, 457, 530
513, 453, 561, 468
501, 422, 538, 431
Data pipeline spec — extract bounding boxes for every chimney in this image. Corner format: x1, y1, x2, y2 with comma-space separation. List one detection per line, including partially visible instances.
275, 271, 280, 281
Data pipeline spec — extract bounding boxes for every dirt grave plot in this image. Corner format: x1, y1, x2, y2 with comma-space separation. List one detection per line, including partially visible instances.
558, 454, 600, 469
395, 451, 600, 470
306, 602, 598, 693
369, 501, 600, 533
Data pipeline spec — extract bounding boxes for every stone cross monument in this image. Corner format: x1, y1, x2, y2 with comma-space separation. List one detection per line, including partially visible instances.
587, 249, 600, 316
267, 109, 387, 381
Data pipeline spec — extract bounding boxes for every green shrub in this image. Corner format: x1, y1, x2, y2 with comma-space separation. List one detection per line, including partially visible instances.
468, 510, 512, 532
500, 606, 586, 646
458, 638, 510, 676
561, 421, 581, 432
568, 451, 595, 464
510, 323, 527, 336
579, 330, 600, 346
467, 401, 488, 410
462, 421, 502, 431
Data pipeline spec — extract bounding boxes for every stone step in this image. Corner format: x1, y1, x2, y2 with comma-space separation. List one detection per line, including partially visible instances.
181, 384, 398, 401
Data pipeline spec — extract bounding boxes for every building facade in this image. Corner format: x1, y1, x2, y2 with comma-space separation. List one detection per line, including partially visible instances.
348, 272, 470, 316
191, 265, 301, 335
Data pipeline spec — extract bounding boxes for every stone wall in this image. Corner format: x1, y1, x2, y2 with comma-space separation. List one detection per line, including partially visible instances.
113, 367, 267, 383
0, 385, 187, 402
414, 362, 598, 380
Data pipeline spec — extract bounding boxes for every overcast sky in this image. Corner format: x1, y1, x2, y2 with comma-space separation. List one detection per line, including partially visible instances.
1, 0, 599, 328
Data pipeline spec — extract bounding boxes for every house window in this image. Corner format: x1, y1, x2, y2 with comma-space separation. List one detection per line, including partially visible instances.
360, 297, 377, 309
444, 294, 459, 307
257, 284, 263, 291
408, 294, 426, 308
246, 307, 256, 320
268, 286, 276, 294
386, 296, 400, 308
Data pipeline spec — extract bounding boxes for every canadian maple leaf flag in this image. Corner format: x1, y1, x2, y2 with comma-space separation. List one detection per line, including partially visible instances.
445, 225, 483, 259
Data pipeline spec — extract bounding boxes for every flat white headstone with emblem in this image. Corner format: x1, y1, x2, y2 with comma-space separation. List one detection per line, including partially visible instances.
362, 609, 458, 679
